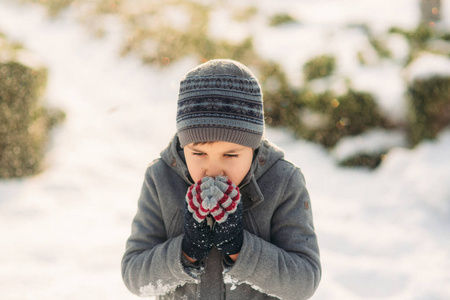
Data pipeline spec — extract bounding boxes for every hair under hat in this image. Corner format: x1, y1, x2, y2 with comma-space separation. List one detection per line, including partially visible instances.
176, 59, 264, 149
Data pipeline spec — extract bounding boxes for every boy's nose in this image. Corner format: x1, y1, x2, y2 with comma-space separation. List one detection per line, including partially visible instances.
205, 163, 224, 178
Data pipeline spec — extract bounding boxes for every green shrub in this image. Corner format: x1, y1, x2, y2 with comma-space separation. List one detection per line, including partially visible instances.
258, 61, 300, 127
269, 13, 298, 26
0, 60, 65, 179
295, 90, 387, 148
352, 24, 392, 61
303, 55, 336, 81
442, 33, 450, 42
407, 75, 450, 146
367, 36, 392, 60
262, 76, 389, 149
118, 1, 262, 66
338, 152, 386, 169
388, 23, 450, 63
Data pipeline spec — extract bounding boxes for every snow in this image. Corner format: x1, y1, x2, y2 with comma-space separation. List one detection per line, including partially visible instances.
139, 279, 191, 297
1, 0, 450, 299
223, 272, 282, 299
331, 129, 408, 161
405, 52, 450, 81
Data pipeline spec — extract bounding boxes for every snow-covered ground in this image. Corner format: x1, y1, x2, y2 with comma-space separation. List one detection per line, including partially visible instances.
1, 1, 450, 299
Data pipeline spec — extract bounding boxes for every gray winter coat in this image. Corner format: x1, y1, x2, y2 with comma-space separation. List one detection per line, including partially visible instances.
122, 135, 321, 300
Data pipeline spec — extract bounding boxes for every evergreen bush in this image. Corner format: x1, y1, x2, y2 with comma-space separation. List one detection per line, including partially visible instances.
297, 90, 388, 148
0, 55, 65, 178
262, 82, 389, 149
303, 55, 336, 81
389, 23, 450, 63
338, 152, 386, 169
116, 1, 261, 66
269, 13, 298, 27
352, 24, 392, 62
407, 76, 450, 146
257, 61, 300, 128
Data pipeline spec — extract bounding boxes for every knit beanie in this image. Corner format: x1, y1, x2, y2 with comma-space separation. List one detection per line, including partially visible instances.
176, 59, 264, 149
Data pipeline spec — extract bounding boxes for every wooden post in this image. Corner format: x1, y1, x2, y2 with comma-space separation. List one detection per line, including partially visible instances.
420, 0, 441, 24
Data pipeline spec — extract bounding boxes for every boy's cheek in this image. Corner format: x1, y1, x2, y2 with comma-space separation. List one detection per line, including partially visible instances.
229, 175, 245, 187
185, 161, 201, 183
187, 168, 205, 183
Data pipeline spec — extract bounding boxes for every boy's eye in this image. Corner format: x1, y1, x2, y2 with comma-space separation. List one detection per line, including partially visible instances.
225, 154, 238, 158
193, 152, 205, 156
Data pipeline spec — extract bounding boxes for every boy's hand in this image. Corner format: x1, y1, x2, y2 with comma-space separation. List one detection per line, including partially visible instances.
182, 179, 214, 261
182, 176, 243, 259
210, 177, 244, 256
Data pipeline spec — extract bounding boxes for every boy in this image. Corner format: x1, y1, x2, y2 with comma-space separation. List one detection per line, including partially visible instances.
122, 59, 321, 300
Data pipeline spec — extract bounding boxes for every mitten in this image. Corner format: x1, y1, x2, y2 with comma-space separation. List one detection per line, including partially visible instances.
210, 176, 244, 256
182, 178, 215, 261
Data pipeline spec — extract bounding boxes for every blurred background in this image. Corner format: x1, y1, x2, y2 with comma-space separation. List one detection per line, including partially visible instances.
1, 0, 449, 299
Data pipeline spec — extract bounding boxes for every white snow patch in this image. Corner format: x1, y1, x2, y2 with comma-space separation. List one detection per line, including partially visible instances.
332, 129, 408, 161
139, 279, 190, 297
223, 273, 239, 290
223, 273, 282, 299
307, 76, 349, 96
378, 130, 450, 215
208, 8, 253, 43
351, 64, 407, 123
384, 33, 410, 64
405, 52, 450, 81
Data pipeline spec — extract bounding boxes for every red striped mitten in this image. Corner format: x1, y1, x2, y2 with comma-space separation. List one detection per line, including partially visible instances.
182, 178, 215, 261
209, 176, 241, 223
186, 177, 216, 223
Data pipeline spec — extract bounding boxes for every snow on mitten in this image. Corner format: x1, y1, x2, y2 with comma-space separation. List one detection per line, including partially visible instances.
182, 201, 213, 261
212, 200, 243, 256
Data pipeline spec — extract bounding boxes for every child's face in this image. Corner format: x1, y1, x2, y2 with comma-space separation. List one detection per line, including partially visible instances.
184, 141, 254, 186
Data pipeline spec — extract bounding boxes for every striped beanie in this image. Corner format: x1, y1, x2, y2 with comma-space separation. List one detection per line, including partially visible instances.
176, 59, 264, 149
